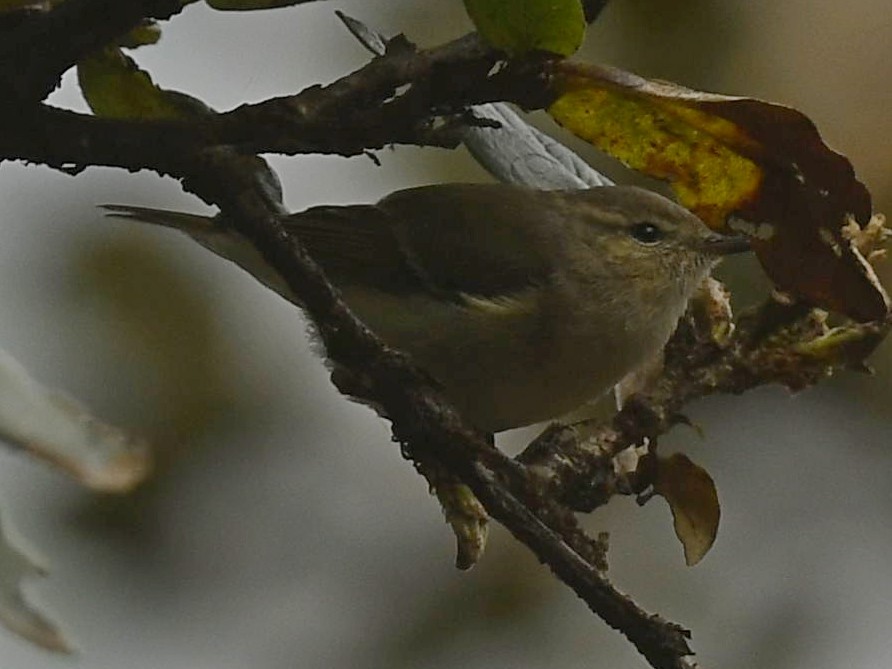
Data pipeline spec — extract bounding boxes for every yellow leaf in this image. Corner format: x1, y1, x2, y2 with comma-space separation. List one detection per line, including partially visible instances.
550, 69, 762, 227
653, 453, 720, 566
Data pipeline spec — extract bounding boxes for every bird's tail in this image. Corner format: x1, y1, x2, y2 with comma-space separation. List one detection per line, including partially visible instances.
100, 204, 296, 304
100, 204, 216, 234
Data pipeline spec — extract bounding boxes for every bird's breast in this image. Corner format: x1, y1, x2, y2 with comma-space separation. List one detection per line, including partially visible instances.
339, 282, 680, 433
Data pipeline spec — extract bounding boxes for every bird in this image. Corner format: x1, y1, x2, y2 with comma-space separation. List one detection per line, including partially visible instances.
103, 183, 749, 433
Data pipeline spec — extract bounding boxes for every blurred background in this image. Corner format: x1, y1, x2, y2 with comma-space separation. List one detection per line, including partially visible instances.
0, 0, 891, 667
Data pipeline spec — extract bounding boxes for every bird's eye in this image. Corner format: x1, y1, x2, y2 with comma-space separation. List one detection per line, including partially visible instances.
630, 222, 664, 245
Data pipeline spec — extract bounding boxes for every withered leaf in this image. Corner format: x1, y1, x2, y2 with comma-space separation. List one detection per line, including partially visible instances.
653, 453, 720, 566
548, 62, 889, 322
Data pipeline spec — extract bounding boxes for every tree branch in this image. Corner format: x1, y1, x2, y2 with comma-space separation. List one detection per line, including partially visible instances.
0, 32, 548, 169
520, 282, 890, 512
0, 0, 184, 106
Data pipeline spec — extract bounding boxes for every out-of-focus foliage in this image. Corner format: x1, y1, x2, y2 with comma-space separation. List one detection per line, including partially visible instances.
383, 534, 558, 667
0, 513, 70, 654
0, 340, 154, 651
73, 236, 255, 454
584, 0, 745, 88
0, 348, 150, 493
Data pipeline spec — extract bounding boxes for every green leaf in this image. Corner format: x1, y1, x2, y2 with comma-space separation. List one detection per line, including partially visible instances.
77, 46, 210, 120
464, 0, 585, 57
205, 0, 318, 10
117, 19, 163, 49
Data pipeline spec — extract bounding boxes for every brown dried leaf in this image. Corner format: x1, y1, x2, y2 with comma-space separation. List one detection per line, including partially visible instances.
653, 453, 719, 566
548, 62, 889, 322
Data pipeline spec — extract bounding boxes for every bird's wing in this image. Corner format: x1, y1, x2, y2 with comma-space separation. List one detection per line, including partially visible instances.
287, 184, 559, 300
381, 183, 558, 297
283, 204, 426, 295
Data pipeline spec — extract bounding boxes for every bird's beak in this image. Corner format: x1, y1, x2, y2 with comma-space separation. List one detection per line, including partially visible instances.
701, 233, 751, 256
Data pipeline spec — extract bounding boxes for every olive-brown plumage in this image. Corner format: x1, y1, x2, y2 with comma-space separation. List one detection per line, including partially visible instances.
104, 184, 747, 432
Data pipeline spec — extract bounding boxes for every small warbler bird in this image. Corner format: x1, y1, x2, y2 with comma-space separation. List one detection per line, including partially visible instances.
105, 184, 748, 433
